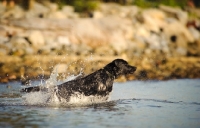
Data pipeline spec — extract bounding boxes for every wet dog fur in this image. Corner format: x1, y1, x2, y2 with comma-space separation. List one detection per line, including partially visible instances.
21, 59, 136, 101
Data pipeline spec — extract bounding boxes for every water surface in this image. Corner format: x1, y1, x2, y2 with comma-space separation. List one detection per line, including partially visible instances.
0, 79, 200, 128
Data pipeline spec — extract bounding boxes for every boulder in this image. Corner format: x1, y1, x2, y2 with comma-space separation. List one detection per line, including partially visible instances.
0, 3, 6, 15
45, 2, 67, 19
141, 8, 166, 32
92, 11, 104, 19
99, 3, 139, 18
94, 45, 115, 56
9, 36, 34, 55
44, 1, 58, 12
47, 11, 66, 19
0, 35, 9, 43
25, 2, 49, 18
56, 36, 71, 46
53, 63, 68, 74
9, 16, 133, 53
99, 3, 121, 16
1, 5, 24, 19
163, 21, 195, 56
70, 43, 92, 55
27, 30, 45, 48
109, 32, 128, 54
10, 36, 30, 49
61, 5, 79, 18
188, 26, 200, 40
159, 5, 188, 24
0, 49, 7, 56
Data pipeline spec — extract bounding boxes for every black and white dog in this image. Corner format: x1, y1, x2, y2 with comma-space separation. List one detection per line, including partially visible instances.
21, 59, 136, 102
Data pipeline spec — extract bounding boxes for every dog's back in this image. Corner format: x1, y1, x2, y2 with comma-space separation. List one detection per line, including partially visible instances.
56, 68, 114, 101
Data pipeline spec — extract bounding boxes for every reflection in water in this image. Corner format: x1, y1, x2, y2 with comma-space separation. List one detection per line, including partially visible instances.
0, 79, 200, 128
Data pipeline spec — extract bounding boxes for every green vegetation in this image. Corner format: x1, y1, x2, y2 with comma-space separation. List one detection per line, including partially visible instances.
133, 0, 188, 8
69, 0, 100, 12
52, 0, 100, 12
2, 0, 199, 12
48, 0, 200, 11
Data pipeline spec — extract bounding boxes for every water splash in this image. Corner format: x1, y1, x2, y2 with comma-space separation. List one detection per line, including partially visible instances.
22, 91, 51, 106
68, 92, 109, 105
45, 68, 59, 88
22, 66, 107, 106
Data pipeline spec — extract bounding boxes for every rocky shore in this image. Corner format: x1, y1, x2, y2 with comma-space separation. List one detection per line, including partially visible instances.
0, 1, 200, 83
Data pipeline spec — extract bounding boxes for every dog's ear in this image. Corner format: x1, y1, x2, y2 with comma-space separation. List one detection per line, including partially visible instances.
113, 60, 122, 77
113, 59, 127, 67
113, 59, 120, 67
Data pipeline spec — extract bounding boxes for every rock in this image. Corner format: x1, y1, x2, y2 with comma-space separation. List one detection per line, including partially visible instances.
188, 26, 200, 40
141, 8, 166, 32
27, 30, 45, 48
176, 47, 187, 56
9, 36, 35, 55
159, 5, 188, 24
53, 63, 68, 74
42, 37, 57, 53
134, 25, 169, 53
9, 16, 133, 53
0, 49, 7, 56
47, 11, 66, 19
134, 7, 193, 57
127, 40, 146, 57
99, 3, 139, 18
188, 40, 200, 56
10, 36, 30, 49
134, 26, 150, 41
1, 5, 24, 19
92, 11, 104, 19
45, 2, 58, 12
61, 5, 74, 13
45, 3, 68, 20
0, 3, 6, 15
61, 5, 79, 18
70, 18, 107, 48
70, 43, 92, 55
25, 2, 49, 18
122, 5, 139, 18
163, 21, 195, 56
142, 9, 166, 20
94, 46, 115, 56
0, 35, 9, 43
141, 57, 152, 70
146, 32, 164, 50
56, 36, 71, 46
109, 32, 128, 54
99, 3, 121, 16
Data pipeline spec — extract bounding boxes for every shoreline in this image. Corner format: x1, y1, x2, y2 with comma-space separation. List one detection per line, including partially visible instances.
1, 55, 200, 83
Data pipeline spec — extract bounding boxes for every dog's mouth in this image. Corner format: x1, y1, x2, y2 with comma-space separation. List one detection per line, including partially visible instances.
127, 65, 137, 74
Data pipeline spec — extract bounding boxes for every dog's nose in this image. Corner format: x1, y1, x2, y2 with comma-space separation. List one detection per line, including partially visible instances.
133, 66, 137, 71
128, 65, 137, 73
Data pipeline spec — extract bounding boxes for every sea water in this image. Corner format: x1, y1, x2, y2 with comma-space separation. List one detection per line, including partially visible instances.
0, 78, 200, 128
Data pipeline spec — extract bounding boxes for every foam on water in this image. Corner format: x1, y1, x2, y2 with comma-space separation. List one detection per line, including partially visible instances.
22, 68, 108, 106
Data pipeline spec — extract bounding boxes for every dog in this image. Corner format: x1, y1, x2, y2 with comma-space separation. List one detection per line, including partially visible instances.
21, 59, 137, 102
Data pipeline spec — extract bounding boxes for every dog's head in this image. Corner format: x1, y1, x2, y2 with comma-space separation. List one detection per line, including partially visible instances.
105, 59, 137, 78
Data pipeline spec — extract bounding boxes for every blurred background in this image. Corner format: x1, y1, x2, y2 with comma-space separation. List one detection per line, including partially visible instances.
0, 0, 200, 83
